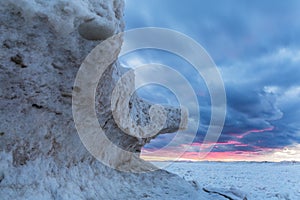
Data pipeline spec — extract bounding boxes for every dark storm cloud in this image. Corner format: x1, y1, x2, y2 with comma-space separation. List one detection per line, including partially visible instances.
125, 0, 300, 63
219, 49, 300, 151
124, 0, 300, 153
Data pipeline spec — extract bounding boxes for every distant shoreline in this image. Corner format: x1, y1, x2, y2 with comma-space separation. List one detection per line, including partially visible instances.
150, 160, 300, 164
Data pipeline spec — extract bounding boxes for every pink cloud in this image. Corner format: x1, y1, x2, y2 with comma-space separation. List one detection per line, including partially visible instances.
141, 126, 283, 162
232, 126, 274, 139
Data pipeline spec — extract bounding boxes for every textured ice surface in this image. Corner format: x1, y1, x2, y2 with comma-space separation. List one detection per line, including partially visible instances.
164, 161, 300, 199
0, 0, 198, 199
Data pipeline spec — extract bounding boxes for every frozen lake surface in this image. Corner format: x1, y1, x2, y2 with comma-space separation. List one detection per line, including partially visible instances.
154, 161, 300, 200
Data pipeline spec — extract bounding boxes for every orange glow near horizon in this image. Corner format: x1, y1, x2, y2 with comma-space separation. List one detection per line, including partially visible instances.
141, 144, 300, 162
140, 127, 300, 162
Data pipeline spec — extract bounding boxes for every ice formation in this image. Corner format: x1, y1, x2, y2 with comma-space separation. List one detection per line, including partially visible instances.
0, 0, 200, 199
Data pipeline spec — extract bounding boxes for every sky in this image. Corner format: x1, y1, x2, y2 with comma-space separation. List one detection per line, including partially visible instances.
121, 0, 300, 161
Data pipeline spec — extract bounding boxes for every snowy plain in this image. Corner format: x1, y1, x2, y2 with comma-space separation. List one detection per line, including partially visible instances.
153, 161, 300, 200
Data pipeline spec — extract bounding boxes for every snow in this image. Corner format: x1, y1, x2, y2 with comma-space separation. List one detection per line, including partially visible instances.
161, 161, 300, 199
0, 1, 201, 199
0, 152, 201, 200
1, 0, 124, 37
2, 0, 298, 199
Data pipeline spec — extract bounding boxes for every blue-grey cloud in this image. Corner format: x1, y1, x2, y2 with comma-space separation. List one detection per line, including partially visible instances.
125, 0, 300, 63
124, 0, 300, 154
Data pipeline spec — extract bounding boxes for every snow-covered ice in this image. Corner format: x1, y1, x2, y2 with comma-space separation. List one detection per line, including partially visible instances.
158, 161, 300, 200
